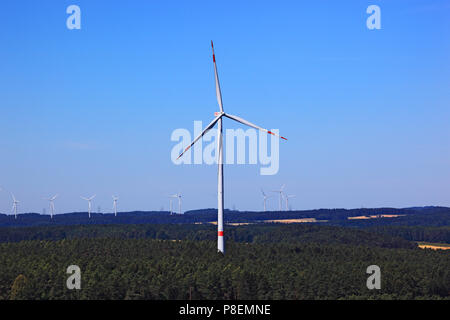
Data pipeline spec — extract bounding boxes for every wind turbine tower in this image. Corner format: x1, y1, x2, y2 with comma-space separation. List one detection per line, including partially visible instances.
112, 196, 119, 217
176, 42, 287, 254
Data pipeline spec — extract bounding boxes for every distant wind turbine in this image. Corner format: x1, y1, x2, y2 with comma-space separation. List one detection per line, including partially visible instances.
283, 193, 296, 211
112, 196, 119, 217
170, 193, 182, 215
80, 195, 96, 218
11, 194, 19, 219
261, 189, 272, 212
176, 42, 287, 254
272, 184, 285, 211
168, 194, 177, 215
43, 194, 58, 219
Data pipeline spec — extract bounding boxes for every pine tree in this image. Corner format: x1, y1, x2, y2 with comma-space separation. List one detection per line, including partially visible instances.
10, 274, 28, 300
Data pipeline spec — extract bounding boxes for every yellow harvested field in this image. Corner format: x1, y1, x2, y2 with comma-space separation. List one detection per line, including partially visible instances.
227, 222, 253, 226
262, 218, 323, 224
418, 243, 450, 250
348, 214, 405, 220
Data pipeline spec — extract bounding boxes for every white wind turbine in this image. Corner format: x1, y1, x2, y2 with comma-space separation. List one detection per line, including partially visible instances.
176, 41, 287, 254
272, 184, 286, 211
168, 194, 177, 215
170, 193, 182, 215
283, 193, 296, 211
80, 195, 96, 218
112, 196, 119, 217
11, 194, 19, 219
261, 189, 272, 212
168, 197, 173, 214
43, 194, 58, 219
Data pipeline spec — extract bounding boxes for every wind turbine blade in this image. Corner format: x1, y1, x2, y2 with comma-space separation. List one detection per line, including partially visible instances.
177, 115, 221, 160
224, 113, 287, 140
81, 196, 89, 201
211, 41, 224, 112
89, 195, 96, 200
51, 194, 58, 201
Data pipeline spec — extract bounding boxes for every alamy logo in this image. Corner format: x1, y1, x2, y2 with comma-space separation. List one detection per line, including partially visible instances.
366, 5, 381, 30
66, 5, 81, 30
66, 265, 81, 290
171, 121, 281, 175
366, 265, 381, 289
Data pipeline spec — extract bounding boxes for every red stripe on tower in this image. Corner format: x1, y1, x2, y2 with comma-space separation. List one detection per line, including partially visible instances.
218, 231, 224, 236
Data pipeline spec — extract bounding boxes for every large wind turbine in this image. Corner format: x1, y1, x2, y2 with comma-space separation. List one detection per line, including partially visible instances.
11, 194, 19, 219
261, 189, 272, 212
112, 196, 119, 217
272, 184, 285, 211
177, 42, 287, 254
81, 195, 96, 218
44, 194, 58, 219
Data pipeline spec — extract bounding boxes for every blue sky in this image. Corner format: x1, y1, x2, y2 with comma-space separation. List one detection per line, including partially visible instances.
0, 0, 449, 214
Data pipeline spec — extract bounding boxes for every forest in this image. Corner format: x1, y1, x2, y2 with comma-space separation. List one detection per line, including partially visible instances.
0, 223, 448, 300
